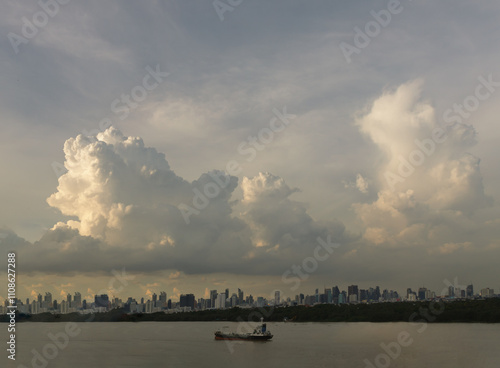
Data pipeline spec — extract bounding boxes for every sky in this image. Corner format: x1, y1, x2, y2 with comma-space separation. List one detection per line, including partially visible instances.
1, 0, 500, 304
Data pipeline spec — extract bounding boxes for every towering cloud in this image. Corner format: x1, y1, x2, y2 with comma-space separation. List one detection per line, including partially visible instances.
1, 127, 345, 275
354, 80, 491, 249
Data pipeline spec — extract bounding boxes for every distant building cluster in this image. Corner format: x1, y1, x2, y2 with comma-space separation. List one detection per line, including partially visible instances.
1, 284, 496, 315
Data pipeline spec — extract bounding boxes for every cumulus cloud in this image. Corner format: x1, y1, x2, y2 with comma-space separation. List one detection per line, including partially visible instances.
353, 80, 492, 250
1, 128, 348, 276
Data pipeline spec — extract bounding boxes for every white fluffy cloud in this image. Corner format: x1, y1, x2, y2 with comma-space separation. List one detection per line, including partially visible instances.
354, 80, 492, 249
1, 128, 346, 276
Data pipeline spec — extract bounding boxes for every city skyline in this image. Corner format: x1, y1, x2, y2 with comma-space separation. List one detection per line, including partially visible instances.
3, 278, 496, 306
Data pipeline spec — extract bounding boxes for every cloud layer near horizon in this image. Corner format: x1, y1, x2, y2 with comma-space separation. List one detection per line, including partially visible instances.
1, 80, 498, 291
1, 127, 351, 276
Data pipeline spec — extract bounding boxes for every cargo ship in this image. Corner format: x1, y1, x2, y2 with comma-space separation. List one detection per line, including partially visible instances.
214, 318, 273, 341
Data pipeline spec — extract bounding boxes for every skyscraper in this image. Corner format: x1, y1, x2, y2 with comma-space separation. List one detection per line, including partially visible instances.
159, 292, 167, 307
274, 290, 280, 305
238, 288, 244, 305
95, 294, 109, 308
348, 285, 358, 303
210, 290, 217, 309
73, 292, 82, 308
466, 284, 474, 298
44, 292, 52, 309
180, 294, 195, 310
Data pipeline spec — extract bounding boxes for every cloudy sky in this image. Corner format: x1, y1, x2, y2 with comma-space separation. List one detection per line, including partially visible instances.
1, 0, 500, 303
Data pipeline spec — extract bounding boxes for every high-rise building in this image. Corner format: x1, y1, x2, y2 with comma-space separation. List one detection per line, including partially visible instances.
60, 300, 68, 314
326, 289, 333, 304
159, 292, 167, 307
275, 290, 280, 306
238, 288, 244, 305
359, 289, 367, 302
210, 290, 217, 309
31, 300, 39, 315
347, 285, 358, 302
180, 294, 195, 310
73, 292, 82, 308
67, 293, 72, 304
95, 294, 109, 309
448, 286, 455, 298
216, 293, 226, 309
480, 288, 494, 298
466, 284, 474, 298
418, 287, 427, 300
152, 293, 157, 303
145, 300, 153, 313
44, 292, 53, 309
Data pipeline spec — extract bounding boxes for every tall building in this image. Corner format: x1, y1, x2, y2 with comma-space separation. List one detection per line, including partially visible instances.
73, 292, 82, 308
238, 288, 244, 305
145, 300, 153, 313
152, 293, 157, 303
480, 288, 494, 298
326, 289, 333, 304
275, 290, 280, 306
67, 293, 72, 304
95, 294, 109, 309
466, 284, 474, 298
448, 286, 455, 298
159, 292, 167, 307
418, 287, 427, 301
216, 293, 226, 309
44, 292, 53, 309
180, 294, 195, 310
31, 300, 39, 314
348, 285, 358, 302
210, 290, 217, 309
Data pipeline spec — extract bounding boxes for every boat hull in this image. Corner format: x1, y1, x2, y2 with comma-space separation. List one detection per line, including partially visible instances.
214, 333, 273, 341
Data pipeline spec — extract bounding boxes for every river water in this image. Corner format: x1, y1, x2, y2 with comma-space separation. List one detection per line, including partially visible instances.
4, 322, 500, 367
